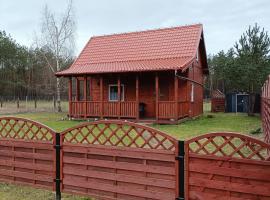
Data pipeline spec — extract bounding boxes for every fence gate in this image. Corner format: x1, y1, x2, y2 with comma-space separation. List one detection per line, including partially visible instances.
0, 117, 56, 190
60, 120, 181, 200
185, 132, 270, 200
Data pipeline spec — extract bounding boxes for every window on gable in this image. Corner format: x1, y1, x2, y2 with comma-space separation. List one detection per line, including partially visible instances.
196, 49, 199, 61
109, 84, 124, 101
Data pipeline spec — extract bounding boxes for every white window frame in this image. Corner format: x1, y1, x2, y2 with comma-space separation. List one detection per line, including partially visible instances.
108, 84, 124, 101
191, 83, 194, 102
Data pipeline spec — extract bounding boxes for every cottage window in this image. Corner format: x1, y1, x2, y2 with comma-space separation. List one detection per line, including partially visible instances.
191, 83, 194, 102
109, 84, 124, 101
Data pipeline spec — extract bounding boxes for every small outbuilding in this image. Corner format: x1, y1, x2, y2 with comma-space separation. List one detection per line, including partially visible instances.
211, 90, 225, 112
56, 24, 208, 124
225, 92, 260, 113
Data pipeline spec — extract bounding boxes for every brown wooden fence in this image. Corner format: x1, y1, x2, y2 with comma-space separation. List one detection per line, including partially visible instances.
0, 117, 270, 200
0, 117, 56, 190
185, 132, 270, 200
60, 121, 180, 200
262, 76, 270, 144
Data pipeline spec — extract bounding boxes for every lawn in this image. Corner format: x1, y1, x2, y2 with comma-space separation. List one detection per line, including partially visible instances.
0, 100, 69, 115
0, 106, 263, 200
7, 110, 262, 140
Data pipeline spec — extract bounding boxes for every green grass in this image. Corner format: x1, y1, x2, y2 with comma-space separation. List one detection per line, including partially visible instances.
0, 100, 69, 115
0, 107, 263, 200
8, 111, 262, 140
8, 112, 80, 132
0, 183, 90, 200
153, 112, 261, 140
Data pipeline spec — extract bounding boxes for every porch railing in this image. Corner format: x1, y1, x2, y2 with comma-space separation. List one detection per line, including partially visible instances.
103, 102, 118, 117
158, 101, 189, 119
120, 101, 137, 118
71, 101, 85, 117
70, 100, 189, 120
86, 101, 101, 116
70, 101, 137, 118
158, 101, 175, 119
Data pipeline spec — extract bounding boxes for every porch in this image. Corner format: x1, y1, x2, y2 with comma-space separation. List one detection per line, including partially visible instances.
68, 72, 190, 123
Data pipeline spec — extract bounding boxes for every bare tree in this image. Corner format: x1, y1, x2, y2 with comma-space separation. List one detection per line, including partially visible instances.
35, 0, 76, 112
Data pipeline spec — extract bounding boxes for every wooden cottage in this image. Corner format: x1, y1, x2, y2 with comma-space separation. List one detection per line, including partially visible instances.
56, 24, 208, 124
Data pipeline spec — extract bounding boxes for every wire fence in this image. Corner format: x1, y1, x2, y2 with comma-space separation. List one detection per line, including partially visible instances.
0, 96, 68, 114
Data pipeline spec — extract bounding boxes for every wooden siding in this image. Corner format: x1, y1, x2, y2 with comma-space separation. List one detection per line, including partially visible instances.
70, 71, 190, 121
211, 98, 225, 112
187, 39, 204, 118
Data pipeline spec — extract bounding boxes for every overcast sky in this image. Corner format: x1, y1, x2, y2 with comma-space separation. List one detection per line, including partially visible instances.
0, 0, 269, 56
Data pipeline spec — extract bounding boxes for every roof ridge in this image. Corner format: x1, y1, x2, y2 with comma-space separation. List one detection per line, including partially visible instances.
81, 56, 193, 65
91, 23, 202, 39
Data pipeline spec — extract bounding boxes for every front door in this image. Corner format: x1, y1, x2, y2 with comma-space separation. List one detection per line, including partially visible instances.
236, 94, 249, 112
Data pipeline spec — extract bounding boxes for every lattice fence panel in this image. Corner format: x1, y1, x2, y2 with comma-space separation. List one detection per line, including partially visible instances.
0, 117, 54, 142
185, 132, 270, 200
187, 132, 270, 160
62, 120, 177, 151
0, 117, 56, 191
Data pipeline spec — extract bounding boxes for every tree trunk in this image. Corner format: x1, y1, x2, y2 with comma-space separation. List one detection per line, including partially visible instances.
56, 56, 62, 112
56, 77, 62, 112
248, 93, 256, 116
248, 83, 255, 116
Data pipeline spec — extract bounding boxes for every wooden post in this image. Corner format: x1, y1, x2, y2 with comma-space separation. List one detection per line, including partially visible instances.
25, 96, 28, 110
175, 75, 179, 121
118, 76, 121, 119
100, 76, 103, 119
34, 97, 37, 109
136, 74, 139, 121
76, 77, 80, 101
89, 76, 92, 101
155, 73, 159, 121
84, 76, 87, 118
53, 95, 56, 111
0, 97, 2, 108
17, 97, 19, 109
68, 77, 72, 117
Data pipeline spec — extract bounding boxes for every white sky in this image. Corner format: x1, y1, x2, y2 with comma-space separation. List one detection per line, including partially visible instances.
0, 0, 270, 56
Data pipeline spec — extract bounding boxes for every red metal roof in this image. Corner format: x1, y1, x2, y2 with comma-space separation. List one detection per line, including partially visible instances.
56, 24, 204, 76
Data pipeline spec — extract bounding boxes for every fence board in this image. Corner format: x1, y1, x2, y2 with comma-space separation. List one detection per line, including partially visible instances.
1, 117, 269, 200
186, 132, 270, 200
61, 120, 179, 200
0, 117, 56, 191
262, 76, 270, 144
